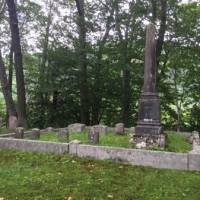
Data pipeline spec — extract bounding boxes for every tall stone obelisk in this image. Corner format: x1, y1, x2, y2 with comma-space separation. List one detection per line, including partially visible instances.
135, 24, 163, 140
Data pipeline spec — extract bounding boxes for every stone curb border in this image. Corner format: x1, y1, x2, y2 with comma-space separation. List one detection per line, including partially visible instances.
0, 137, 199, 171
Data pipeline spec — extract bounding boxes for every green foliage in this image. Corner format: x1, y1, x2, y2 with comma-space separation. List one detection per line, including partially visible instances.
0, 150, 200, 200
1, 0, 200, 130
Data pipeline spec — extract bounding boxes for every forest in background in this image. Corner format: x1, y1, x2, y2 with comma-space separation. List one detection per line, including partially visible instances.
0, 0, 200, 131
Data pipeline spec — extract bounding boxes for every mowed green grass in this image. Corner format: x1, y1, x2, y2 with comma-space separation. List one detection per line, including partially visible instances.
0, 150, 200, 200
40, 131, 192, 153
40, 131, 132, 148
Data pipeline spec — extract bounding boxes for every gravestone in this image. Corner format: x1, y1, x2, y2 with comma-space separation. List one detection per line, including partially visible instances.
68, 123, 85, 133
115, 123, 125, 135
88, 127, 99, 144
31, 128, 40, 140
134, 24, 164, 148
9, 116, 17, 130
58, 128, 69, 143
15, 127, 24, 139
93, 125, 108, 134
0, 117, 2, 127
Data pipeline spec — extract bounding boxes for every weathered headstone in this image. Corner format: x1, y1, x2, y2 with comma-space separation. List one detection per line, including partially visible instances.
93, 125, 108, 134
15, 127, 24, 139
9, 116, 17, 130
134, 24, 164, 148
88, 127, 99, 144
31, 128, 40, 140
46, 127, 53, 132
0, 117, 3, 127
115, 123, 125, 135
68, 123, 85, 133
58, 128, 69, 143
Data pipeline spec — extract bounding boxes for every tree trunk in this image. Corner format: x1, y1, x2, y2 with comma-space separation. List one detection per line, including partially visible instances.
91, 52, 102, 125
173, 68, 181, 132
115, 1, 131, 127
6, 0, 27, 127
8, 45, 13, 94
75, 0, 90, 125
91, 4, 114, 125
122, 68, 130, 127
6, 45, 14, 127
0, 50, 17, 129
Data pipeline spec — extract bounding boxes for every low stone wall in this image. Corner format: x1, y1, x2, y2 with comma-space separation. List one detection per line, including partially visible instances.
0, 138, 69, 154
0, 137, 199, 171
72, 144, 188, 170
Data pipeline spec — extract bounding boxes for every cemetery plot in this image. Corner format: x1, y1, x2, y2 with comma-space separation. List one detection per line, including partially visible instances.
38, 131, 192, 153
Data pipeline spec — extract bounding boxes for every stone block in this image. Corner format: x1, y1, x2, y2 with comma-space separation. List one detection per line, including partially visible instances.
46, 127, 53, 132
76, 145, 188, 170
0, 138, 69, 154
130, 127, 135, 133
88, 127, 99, 144
58, 128, 69, 143
30, 128, 40, 140
0, 117, 3, 127
93, 125, 108, 134
188, 153, 200, 171
69, 140, 81, 155
8, 116, 17, 130
15, 127, 24, 139
115, 123, 125, 135
68, 123, 85, 133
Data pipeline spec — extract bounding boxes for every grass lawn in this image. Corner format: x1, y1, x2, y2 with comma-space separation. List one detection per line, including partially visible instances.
0, 127, 12, 135
40, 131, 192, 153
0, 150, 200, 200
40, 131, 131, 148
166, 132, 192, 153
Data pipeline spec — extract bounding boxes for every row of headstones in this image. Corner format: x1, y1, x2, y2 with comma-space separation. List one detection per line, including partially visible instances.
14, 123, 131, 144
14, 127, 69, 142
68, 123, 134, 135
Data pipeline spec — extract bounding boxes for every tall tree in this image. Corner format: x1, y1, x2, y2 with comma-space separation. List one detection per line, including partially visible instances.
6, 0, 27, 127
91, 0, 115, 125
0, 1, 17, 129
115, 0, 135, 127
0, 50, 17, 129
75, 0, 90, 125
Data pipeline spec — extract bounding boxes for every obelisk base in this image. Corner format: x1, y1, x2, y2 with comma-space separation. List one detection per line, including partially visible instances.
133, 93, 165, 149
132, 134, 166, 149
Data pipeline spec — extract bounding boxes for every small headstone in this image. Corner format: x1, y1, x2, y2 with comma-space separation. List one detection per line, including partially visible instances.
130, 127, 135, 133
58, 128, 69, 143
15, 127, 24, 139
0, 117, 3, 127
107, 127, 115, 133
31, 128, 40, 140
93, 125, 108, 134
46, 127, 53, 132
68, 123, 85, 133
9, 116, 17, 130
88, 127, 99, 144
115, 123, 125, 135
